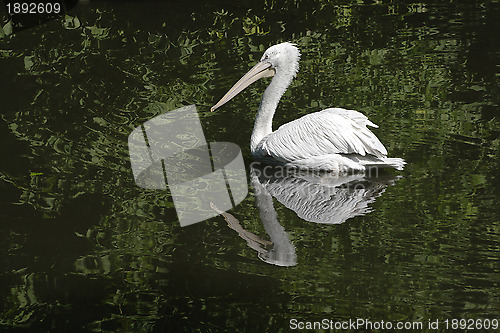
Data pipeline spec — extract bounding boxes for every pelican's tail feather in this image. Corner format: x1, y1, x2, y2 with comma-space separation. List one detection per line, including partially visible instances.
355, 156, 406, 171
381, 157, 406, 170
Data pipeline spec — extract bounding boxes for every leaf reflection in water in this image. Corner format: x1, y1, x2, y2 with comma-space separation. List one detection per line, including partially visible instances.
214, 163, 400, 267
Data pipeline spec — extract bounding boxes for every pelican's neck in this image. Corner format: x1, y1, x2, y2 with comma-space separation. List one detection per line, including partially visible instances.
250, 71, 295, 153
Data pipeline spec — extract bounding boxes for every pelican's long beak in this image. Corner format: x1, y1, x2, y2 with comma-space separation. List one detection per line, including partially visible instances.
211, 61, 275, 112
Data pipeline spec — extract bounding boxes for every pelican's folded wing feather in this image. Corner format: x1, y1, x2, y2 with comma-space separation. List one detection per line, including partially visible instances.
256, 108, 388, 162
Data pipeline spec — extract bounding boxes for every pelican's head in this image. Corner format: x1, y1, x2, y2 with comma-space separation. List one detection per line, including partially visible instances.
211, 42, 301, 112
259, 42, 301, 77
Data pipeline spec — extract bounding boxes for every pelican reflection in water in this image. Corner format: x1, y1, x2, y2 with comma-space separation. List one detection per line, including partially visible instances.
214, 164, 399, 267
212, 42, 405, 172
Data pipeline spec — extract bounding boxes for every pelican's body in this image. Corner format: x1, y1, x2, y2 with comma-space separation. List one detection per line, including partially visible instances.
212, 42, 405, 172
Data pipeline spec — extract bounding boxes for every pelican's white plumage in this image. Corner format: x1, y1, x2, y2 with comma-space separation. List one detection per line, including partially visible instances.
255, 108, 387, 161
212, 42, 405, 172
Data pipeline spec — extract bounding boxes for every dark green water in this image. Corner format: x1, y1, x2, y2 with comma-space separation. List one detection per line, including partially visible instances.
1, 0, 499, 332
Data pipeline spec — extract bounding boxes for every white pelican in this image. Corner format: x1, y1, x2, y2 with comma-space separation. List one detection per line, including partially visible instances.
211, 42, 405, 172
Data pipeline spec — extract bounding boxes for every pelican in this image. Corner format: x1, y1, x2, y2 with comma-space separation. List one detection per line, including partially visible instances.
211, 42, 405, 172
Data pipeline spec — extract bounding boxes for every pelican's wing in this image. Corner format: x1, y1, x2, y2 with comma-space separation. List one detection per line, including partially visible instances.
256, 108, 388, 162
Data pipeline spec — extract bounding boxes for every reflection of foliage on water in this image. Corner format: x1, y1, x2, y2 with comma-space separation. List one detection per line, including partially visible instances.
0, 0, 499, 331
